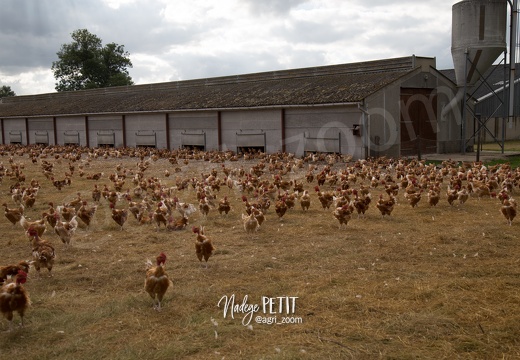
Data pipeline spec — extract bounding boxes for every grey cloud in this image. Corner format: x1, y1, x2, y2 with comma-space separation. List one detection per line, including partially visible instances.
164, 48, 327, 82
85, 2, 202, 55
361, 13, 450, 51
241, 0, 308, 15
348, 0, 455, 8
0, 0, 458, 95
0, 0, 198, 72
171, 52, 285, 80
271, 19, 357, 45
0, 0, 85, 73
0, 0, 65, 36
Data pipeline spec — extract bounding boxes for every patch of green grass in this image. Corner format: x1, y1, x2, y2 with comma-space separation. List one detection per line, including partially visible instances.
485, 155, 520, 168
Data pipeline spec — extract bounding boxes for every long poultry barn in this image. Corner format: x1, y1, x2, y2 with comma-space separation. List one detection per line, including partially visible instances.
0, 55, 463, 159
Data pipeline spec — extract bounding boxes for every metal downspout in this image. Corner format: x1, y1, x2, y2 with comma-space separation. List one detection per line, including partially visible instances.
165, 113, 170, 150
25, 118, 29, 145
53, 117, 57, 146
358, 103, 370, 159
85, 116, 90, 147
461, 50, 469, 154
217, 111, 222, 151
122, 115, 126, 148
281, 109, 286, 154
509, 0, 518, 152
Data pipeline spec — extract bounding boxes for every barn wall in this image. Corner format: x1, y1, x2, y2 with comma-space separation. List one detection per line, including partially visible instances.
475, 79, 520, 120
220, 110, 282, 153
3, 119, 26, 145
364, 66, 463, 157
28, 118, 54, 145
475, 79, 520, 142
88, 115, 123, 147
168, 112, 218, 150
125, 114, 166, 148
0, 62, 463, 160
366, 83, 401, 158
475, 116, 520, 142
56, 117, 86, 146
284, 106, 363, 158
432, 75, 466, 153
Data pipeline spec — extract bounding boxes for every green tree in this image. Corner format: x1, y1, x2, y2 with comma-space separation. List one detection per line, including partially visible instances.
52, 29, 133, 92
0, 85, 16, 98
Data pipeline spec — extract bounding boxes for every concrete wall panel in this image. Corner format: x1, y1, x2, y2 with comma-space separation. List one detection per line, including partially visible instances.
169, 112, 218, 150
56, 117, 86, 146
88, 116, 123, 147
125, 114, 166, 148
3, 119, 26, 145
28, 118, 54, 145
366, 84, 401, 158
220, 110, 281, 153
284, 107, 363, 158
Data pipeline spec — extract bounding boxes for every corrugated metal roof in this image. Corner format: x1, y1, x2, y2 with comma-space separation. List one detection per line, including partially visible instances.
0, 56, 420, 118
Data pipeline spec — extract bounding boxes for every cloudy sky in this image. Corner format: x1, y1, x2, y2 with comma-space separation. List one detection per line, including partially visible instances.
1, 0, 465, 95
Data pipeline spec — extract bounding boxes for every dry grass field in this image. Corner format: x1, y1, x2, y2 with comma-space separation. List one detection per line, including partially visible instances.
0, 145, 519, 360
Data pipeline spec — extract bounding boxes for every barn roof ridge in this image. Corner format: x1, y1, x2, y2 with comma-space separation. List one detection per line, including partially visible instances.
3, 55, 418, 103
0, 55, 428, 117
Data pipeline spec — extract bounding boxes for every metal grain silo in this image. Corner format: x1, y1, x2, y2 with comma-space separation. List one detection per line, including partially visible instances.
452, 0, 507, 87
442, 0, 507, 118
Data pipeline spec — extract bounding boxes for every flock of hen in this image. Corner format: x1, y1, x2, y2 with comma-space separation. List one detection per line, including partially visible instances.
0, 144, 518, 329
